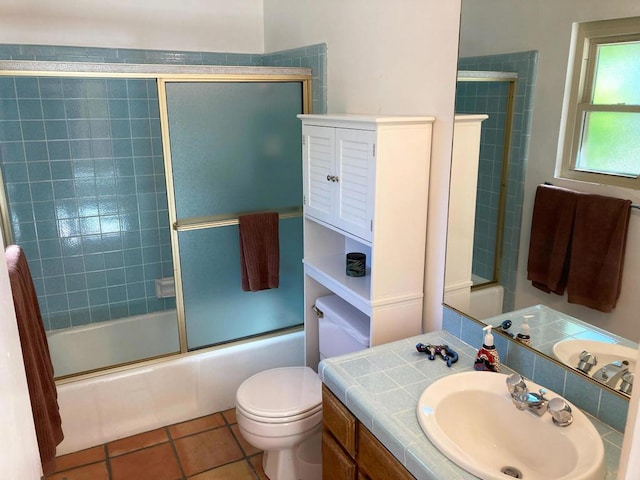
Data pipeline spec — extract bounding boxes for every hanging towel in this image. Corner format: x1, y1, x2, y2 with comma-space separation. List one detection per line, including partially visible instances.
526, 184, 579, 294
238, 212, 280, 292
6, 245, 63, 475
567, 194, 632, 312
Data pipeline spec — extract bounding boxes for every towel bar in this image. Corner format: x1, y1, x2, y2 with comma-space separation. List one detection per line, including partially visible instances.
173, 206, 302, 232
542, 182, 639, 210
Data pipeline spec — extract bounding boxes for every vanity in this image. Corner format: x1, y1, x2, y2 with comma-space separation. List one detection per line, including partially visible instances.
319, 329, 622, 480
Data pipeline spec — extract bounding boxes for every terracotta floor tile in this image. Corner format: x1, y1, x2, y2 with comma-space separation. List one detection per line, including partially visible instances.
107, 428, 168, 457
249, 454, 268, 480
46, 461, 108, 480
231, 423, 261, 456
187, 460, 258, 479
169, 413, 225, 439
110, 443, 182, 480
221, 408, 236, 425
53, 445, 105, 473
174, 427, 244, 476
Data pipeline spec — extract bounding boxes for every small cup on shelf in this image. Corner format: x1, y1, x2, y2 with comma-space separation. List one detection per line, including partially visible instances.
346, 252, 366, 277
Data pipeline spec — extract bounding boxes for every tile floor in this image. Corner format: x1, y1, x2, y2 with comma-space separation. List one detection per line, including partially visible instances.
46, 409, 267, 480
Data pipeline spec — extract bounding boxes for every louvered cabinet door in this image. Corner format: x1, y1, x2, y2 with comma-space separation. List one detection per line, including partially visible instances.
303, 125, 336, 226
334, 128, 376, 242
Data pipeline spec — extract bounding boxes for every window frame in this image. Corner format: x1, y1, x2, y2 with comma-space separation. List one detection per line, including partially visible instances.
558, 16, 640, 190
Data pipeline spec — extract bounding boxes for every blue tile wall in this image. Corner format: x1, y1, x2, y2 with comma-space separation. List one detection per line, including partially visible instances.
442, 305, 629, 432
456, 51, 538, 311
0, 44, 327, 331
263, 43, 328, 114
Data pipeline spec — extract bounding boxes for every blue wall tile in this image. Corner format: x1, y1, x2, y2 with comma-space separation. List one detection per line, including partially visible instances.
0, 42, 327, 331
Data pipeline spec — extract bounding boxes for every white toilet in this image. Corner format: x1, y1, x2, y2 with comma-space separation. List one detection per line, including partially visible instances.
235, 366, 322, 480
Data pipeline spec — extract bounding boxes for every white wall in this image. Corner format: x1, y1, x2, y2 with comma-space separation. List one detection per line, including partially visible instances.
263, 0, 462, 331
0, 0, 264, 52
0, 235, 42, 478
459, 0, 640, 342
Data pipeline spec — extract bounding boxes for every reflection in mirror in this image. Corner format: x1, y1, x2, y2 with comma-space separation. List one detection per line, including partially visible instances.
446, 0, 640, 398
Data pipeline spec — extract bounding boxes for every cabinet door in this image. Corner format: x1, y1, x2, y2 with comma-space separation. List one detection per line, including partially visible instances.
357, 424, 415, 480
322, 430, 357, 480
303, 125, 335, 224
335, 128, 375, 242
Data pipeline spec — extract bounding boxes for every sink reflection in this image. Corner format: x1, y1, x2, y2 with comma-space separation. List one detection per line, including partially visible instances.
416, 371, 605, 480
553, 339, 636, 393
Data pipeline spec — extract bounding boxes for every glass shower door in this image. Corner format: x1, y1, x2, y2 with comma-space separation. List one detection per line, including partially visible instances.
162, 81, 304, 350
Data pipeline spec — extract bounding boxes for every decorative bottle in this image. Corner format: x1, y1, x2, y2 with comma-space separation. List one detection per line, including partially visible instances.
474, 325, 501, 372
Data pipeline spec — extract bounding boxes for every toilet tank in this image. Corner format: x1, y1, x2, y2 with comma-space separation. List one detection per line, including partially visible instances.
315, 295, 370, 360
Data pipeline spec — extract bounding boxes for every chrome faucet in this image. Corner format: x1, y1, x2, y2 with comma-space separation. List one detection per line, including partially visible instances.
591, 360, 630, 387
620, 372, 634, 395
576, 350, 598, 374
505, 374, 574, 426
506, 373, 549, 416
548, 398, 573, 426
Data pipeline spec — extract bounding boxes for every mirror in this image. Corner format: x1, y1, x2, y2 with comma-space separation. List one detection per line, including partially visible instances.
445, 0, 640, 394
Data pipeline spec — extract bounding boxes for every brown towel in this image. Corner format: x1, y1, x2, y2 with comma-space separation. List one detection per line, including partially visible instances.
238, 212, 280, 292
527, 185, 579, 295
6, 245, 63, 475
567, 194, 631, 312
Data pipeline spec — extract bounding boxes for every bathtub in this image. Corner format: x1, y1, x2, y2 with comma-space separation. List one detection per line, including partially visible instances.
47, 310, 180, 377
469, 284, 504, 319
55, 329, 304, 455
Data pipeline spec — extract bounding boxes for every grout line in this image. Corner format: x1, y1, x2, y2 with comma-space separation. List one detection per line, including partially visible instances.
103, 443, 113, 480
165, 426, 187, 480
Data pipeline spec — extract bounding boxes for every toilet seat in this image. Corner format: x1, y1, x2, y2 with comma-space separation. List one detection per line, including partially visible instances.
237, 402, 322, 424
236, 366, 322, 422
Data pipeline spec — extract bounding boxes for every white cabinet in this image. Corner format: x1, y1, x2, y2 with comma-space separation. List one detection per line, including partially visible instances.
444, 115, 487, 313
303, 125, 376, 242
299, 114, 435, 368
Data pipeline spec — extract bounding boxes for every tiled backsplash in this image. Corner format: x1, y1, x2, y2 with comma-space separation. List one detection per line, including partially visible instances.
443, 305, 629, 433
0, 43, 327, 331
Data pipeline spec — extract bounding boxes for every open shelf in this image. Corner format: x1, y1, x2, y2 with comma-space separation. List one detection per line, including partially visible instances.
303, 255, 371, 315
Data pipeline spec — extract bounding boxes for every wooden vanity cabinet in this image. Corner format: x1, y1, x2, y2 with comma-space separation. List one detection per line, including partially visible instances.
322, 385, 415, 480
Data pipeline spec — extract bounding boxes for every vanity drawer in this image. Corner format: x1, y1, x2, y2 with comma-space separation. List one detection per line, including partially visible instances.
322, 385, 357, 457
322, 429, 357, 480
357, 423, 415, 480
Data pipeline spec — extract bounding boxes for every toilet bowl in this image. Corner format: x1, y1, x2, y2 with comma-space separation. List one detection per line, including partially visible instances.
236, 366, 322, 480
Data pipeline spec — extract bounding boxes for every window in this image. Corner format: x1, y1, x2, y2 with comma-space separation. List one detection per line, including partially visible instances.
558, 17, 640, 189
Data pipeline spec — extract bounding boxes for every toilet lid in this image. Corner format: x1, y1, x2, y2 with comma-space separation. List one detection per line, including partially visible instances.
236, 366, 322, 419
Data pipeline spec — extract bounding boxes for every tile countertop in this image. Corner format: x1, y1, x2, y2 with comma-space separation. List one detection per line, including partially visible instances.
318, 329, 622, 480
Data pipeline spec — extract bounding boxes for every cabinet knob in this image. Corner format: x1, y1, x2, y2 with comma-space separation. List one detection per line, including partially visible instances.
326, 174, 332, 182
334, 176, 339, 182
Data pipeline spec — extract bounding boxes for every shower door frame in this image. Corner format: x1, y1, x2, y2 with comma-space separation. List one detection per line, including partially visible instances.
0, 60, 312, 378
157, 75, 312, 353
456, 72, 517, 290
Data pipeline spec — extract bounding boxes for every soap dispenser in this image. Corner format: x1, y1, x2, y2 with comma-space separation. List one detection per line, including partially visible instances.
474, 325, 501, 372
516, 316, 531, 346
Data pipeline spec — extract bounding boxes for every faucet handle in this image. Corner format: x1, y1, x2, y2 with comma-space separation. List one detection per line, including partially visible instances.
548, 397, 573, 427
577, 350, 598, 373
506, 373, 528, 397
620, 372, 634, 395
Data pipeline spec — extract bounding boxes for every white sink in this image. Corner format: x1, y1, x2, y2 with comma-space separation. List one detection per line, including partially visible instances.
553, 339, 636, 373
417, 371, 605, 480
